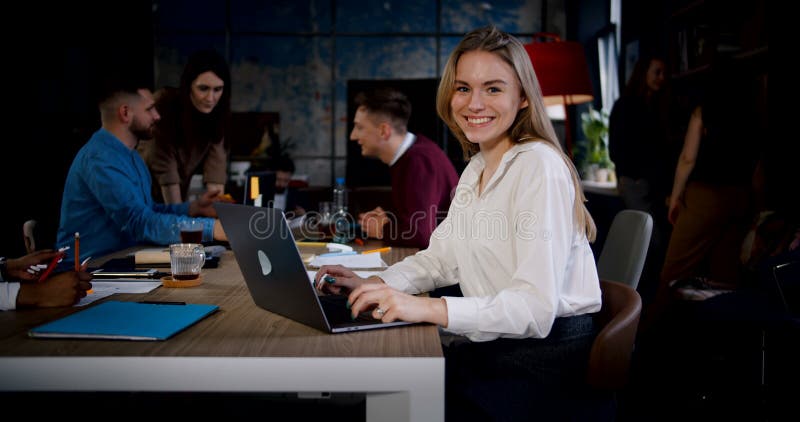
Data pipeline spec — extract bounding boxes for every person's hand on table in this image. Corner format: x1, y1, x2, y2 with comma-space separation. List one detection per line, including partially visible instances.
6, 250, 60, 281
358, 207, 388, 239
348, 282, 449, 326
16, 269, 93, 308
314, 264, 382, 295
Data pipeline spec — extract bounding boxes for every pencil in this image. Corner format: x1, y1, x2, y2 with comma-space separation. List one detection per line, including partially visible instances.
295, 241, 328, 247
362, 247, 391, 254
74, 232, 80, 272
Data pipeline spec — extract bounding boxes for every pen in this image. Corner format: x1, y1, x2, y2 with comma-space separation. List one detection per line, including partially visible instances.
74, 232, 80, 272
138, 301, 186, 305
362, 247, 391, 254
37, 250, 66, 283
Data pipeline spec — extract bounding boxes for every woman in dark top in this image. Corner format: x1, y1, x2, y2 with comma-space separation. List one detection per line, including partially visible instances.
609, 56, 670, 215
144, 49, 231, 204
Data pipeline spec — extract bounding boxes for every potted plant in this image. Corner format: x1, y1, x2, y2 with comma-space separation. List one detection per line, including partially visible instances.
580, 106, 615, 182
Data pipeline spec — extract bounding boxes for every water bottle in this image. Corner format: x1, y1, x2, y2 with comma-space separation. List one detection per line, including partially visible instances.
331, 177, 353, 243
333, 177, 348, 214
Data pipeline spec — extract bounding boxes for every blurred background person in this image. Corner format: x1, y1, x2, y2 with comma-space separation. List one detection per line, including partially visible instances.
608, 55, 673, 302
650, 57, 760, 323
142, 49, 232, 204
609, 55, 671, 215
350, 87, 459, 249
269, 154, 307, 217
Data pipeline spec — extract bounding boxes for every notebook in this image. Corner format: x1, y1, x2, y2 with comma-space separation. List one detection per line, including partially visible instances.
215, 202, 415, 333
28, 300, 219, 341
131, 247, 222, 268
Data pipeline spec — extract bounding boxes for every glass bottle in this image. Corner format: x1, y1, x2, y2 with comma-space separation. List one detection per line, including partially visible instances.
331, 177, 353, 243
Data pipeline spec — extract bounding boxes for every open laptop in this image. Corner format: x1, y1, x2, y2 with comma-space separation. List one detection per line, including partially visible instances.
215, 202, 415, 333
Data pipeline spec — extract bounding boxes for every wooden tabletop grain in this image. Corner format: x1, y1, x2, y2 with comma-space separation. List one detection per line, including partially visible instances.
0, 243, 442, 358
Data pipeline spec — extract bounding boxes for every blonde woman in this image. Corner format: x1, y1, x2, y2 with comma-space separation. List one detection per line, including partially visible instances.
315, 26, 600, 419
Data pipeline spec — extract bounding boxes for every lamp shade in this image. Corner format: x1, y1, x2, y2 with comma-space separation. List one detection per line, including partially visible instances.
525, 33, 594, 106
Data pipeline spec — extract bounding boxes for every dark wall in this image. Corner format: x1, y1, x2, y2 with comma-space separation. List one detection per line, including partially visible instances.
2, 2, 153, 256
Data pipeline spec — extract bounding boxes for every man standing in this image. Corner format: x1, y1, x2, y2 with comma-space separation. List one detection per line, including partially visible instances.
350, 88, 459, 249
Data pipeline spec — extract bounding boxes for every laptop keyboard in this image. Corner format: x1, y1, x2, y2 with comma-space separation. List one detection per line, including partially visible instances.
318, 295, 380, 324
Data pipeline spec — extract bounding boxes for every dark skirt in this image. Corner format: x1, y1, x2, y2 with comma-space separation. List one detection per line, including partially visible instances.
443, 314, 597, 422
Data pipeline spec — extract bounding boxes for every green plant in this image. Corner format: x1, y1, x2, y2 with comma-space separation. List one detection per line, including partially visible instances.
581, 106, 613, 169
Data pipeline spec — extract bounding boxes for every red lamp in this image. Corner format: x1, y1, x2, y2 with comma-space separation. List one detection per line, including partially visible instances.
525, 33, 594, 157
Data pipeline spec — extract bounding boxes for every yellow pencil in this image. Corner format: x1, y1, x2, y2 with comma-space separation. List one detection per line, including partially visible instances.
295, 241, 328, 247
362, 247, 391, 254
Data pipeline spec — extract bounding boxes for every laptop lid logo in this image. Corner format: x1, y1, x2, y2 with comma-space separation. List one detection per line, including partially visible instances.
257, 250, 273, 275
249, 209, 270, 240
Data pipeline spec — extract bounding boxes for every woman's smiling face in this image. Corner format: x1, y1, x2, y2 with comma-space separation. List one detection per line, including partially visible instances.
450, 50, 528, 149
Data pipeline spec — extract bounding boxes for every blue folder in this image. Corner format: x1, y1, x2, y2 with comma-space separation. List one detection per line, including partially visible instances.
28, 300, 219, 341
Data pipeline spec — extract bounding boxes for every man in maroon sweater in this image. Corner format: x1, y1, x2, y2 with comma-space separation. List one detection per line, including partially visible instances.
350, 88, 459, 249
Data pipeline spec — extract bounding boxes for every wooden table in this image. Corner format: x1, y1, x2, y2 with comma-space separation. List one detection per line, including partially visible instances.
0, 244, 443, 422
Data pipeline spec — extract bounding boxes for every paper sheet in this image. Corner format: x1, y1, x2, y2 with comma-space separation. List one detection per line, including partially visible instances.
309, 253, 387, 269
76, 281, 162, 307
306, 270, 382, 284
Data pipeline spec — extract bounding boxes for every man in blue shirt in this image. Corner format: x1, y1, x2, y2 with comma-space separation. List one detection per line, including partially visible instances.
57, 73, 228, 261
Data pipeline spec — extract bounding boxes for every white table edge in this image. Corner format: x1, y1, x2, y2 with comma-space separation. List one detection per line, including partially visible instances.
0, 356, 444, 422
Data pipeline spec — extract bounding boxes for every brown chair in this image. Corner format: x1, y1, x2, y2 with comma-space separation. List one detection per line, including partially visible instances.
587, 279, 642, 390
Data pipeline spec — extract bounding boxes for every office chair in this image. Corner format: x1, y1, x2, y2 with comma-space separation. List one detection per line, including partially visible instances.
587, 279, 642, 390
597, 209, 653, 289
573, 279, 642, 420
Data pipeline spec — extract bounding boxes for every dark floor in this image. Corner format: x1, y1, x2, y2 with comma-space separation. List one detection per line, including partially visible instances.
616, 289, 797, 422
0, 392, 367, 421
585, 193, 797, 421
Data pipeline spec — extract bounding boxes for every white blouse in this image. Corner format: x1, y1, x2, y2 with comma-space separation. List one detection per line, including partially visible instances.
379, 141, 601, 342
0, 282, 20, 311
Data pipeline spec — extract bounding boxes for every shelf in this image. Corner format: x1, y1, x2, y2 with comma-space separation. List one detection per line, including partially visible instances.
671, 44, 767, 80
733, 45, 768, 60
581, 180, 618, 197
672, 63, 711, 80
671, 0, 706, 19
668, 0, 766, 79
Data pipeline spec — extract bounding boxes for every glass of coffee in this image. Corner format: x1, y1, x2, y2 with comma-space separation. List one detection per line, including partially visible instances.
169, 243, 206, 280
179, 219, 204, 244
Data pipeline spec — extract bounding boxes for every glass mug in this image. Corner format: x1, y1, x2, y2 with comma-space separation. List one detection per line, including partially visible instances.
169, 243, 206, 280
